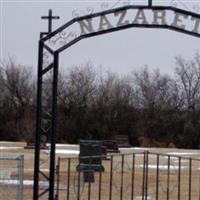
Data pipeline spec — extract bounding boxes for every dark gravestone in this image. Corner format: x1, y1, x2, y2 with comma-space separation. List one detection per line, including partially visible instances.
77, 140, 104, 182
24, 134, 47, 149
102, 140, 120, 153
114, 135, 132, 148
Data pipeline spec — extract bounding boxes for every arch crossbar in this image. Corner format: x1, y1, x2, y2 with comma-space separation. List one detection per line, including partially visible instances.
33, 4, 200, 200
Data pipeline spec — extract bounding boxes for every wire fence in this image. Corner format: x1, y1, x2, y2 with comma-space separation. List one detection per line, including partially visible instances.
0, 155, 24, 200
55, 151, 200, 200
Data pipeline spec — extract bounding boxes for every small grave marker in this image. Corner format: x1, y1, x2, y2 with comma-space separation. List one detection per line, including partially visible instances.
102, 140, 119, 153
114, 135, 132, 148
25, 134, 47, 149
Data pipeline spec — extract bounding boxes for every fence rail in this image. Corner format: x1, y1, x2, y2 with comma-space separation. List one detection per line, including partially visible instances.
0, 155, 24, 200
56, 151, 200, 200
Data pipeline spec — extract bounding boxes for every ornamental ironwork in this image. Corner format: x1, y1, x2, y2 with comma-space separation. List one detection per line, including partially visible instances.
44, 5, 200, 53
34, 2, 200, 200
71, 0, 200, 18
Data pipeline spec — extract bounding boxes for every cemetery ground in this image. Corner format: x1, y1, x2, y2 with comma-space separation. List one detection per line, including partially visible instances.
1, 141, 200, 200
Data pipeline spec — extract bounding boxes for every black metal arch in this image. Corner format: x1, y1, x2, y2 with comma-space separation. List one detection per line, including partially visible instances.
42, 5, 200, 54
33, 3, 200, 200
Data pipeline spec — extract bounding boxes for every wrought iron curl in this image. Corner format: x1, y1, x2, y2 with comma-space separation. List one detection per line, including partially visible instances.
101, 0, 132, 11
43, 50, 52, 68
122, 0, 131, 6
170, 0, 190, 10
71, 0, 200, 17
72, 7, 94, 18
72, 0, 133, 18
192, 4, 200, 13
50, 31, 78, 46
101, 0, 121, 10
170, 0, 200, 13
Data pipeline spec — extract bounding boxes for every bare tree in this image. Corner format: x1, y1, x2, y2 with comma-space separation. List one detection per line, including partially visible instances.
57, 63, 97, 142
133, 67, 172, 110
62, 62, 96, 107
0, 57, 35, 140
175, 52, 200, 111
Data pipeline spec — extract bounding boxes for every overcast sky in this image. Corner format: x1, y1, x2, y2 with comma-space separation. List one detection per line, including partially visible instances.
1, 0, 200, 76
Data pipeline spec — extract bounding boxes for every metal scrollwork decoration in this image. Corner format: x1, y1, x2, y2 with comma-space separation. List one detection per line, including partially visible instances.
170, 0, 200, 13
171, 0, 190, 11
101, 0, 122, 11
43, 50, 53, 68
71, 0, 200, 18
47, 0, 200, 50
192, 4, 200, 13
50, 31, 77, 46
72, 7, 94, 18
72, 0, 136, 18
106, 0, 200, 13
101, 0, 133, 10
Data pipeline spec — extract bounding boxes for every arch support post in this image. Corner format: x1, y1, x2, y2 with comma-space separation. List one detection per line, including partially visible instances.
33, 41, 59, 200
49, 52, 59, 200
33, 40, 44, 200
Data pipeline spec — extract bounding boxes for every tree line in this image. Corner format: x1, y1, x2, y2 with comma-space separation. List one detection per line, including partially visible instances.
0, 53, 200, 148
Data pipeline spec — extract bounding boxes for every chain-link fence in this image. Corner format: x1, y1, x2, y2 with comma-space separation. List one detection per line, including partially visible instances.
0, 155, 24, 200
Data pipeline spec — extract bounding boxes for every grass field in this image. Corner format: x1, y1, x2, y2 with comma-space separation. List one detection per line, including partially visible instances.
0, 142, 200, 200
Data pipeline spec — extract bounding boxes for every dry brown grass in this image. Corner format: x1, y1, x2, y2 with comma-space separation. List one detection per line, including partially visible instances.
1, 142, 200, 200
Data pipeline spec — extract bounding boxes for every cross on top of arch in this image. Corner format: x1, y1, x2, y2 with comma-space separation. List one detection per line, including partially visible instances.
41, 9, 60, 34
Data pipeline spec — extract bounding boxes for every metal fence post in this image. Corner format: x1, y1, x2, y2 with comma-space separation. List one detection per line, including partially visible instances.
55, 157, 60, 200
40, 151, 200, 200
17, 155, 24, 200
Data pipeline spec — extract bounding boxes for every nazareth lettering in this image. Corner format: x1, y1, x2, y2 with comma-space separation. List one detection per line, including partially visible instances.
191, 16, 200, 34
171, 12, 189, 29
133, 9, 149, 24
78, 8, 200, 35
98, 15, 114, 31
114, 10, 129, 27
152, 10, 167, 25
79, 18, 94, 35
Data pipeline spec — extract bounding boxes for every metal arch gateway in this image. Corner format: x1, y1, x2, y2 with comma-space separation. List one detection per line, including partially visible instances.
33, 2, 200, 200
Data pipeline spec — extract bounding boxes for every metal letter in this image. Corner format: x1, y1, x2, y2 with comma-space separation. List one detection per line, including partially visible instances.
114, 10, 130, 27
171, 12, 188, 30
79, 18, 94, 35
133, 9, 148, 24
98, 15, 114, 31
191, 16, 200, 34
152, 10, 167, 25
